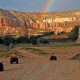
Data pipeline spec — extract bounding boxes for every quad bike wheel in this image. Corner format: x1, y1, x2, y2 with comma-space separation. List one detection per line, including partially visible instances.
10, 57, 18, 64
0, 62, 4, 71
50, 56, 57, 61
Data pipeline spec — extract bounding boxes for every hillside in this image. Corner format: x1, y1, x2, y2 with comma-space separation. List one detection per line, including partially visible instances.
0, 8, 80, 36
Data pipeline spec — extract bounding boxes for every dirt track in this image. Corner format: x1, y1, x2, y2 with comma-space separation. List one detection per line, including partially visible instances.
0, 50, 80, 80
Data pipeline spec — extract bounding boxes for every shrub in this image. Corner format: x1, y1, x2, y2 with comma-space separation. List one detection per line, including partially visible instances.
16, 36, 30, 44
2, 36, 15, 46
0, 37, 3, 44
39, 38, 49, 44
68, 26, 79, 41
30, 35, 37, 45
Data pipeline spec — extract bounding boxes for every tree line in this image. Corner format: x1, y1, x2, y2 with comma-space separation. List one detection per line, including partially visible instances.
0, 25, 79, 47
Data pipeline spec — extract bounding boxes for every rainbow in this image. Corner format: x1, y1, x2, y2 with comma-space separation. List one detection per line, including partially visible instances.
38, 0, 56, 20
42, 0, 56, 12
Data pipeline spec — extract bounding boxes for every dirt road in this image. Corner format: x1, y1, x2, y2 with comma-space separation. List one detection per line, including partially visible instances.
0, 50, 80, 80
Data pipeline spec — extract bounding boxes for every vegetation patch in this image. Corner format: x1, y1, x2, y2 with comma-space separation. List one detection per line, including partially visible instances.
0, 52, 24, 58
0, 51, 10, 58
25, 47, 48, 55
70, 53, 80, 60
0, 48, 24, 58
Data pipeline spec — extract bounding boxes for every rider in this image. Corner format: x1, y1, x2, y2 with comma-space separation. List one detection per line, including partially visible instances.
51, 52, 55, 56
11, 52, 17, 58
50, 52, 57, 60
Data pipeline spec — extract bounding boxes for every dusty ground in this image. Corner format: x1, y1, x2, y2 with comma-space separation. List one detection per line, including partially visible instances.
0, 49, 80, 80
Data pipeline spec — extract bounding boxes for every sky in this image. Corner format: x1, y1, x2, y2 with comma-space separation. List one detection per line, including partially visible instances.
0, 0, 80, 12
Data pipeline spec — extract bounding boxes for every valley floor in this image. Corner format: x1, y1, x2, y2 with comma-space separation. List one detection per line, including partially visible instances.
0, 49, 80, 80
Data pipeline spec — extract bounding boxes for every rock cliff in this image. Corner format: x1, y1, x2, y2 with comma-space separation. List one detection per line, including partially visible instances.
0, 8, 80, 36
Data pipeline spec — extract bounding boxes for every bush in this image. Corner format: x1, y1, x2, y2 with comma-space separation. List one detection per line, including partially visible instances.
68, 26, 79, 41
30, 35, 37, 45
0, 37, 3, 44
16, 36, 30, 44
39, 38, 49, 44
2, 36, 15, 46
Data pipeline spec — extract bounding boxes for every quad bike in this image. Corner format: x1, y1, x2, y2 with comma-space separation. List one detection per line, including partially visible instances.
50, 56, 57, 61
0, 62, 4, 71
10, 57, 18, 64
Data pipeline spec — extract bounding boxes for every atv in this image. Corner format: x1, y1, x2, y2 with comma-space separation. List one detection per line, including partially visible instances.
50, 56, 57, 61
10, 57, 18, 64
0, 62, 4, 71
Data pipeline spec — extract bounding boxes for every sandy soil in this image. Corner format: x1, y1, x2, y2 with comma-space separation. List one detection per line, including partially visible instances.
0, 49, 80, 80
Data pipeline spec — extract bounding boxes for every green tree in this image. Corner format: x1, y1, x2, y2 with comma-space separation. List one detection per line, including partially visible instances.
3, 35, 15, 46
16, 36, 30, 44
30, 35, 37, 45
68, 26, 79, 41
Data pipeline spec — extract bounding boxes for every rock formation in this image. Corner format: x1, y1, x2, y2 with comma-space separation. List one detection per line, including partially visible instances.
0, 8, 80, 36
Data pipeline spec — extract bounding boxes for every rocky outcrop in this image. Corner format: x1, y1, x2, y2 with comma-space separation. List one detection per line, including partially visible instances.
0, 9, 80, 36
